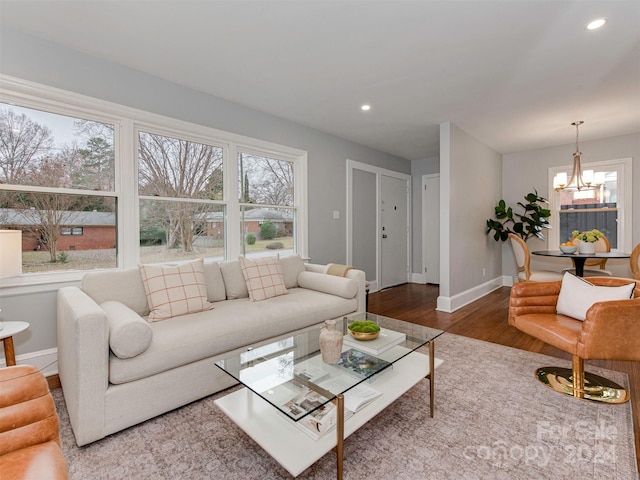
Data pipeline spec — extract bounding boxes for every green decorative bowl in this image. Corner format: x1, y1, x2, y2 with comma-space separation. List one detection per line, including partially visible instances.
348, 320, 381, 341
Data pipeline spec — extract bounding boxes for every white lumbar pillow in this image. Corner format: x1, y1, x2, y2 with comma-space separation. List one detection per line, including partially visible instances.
556, 272, 635, 321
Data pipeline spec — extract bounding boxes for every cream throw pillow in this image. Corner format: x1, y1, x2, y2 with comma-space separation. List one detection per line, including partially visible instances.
556, 272, 635, 321
239, 255, 288, 301
139, 259, 213, 322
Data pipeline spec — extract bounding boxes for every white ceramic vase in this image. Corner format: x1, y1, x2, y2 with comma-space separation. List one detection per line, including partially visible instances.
319, 319, 343, 364
579, 241, 596, 254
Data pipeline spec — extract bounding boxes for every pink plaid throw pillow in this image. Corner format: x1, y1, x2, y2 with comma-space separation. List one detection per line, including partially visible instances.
139, 259, 213, 322
239, 255, 288, 302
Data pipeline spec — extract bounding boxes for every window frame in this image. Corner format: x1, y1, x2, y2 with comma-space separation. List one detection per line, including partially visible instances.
235, 146, 302, 258
547, 157, 633, 252
0, 74, 308, 289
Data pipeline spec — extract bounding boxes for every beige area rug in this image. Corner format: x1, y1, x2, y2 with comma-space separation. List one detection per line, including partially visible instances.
53, 334, 639, 479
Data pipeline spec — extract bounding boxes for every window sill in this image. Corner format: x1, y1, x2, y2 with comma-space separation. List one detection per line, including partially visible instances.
0, 270, 90, 296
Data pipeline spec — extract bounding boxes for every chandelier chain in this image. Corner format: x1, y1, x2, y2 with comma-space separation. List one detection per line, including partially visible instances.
572, 120, 583, 154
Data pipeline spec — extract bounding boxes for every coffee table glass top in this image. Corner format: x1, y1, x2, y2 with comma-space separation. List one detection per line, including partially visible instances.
215, 312, 444, 422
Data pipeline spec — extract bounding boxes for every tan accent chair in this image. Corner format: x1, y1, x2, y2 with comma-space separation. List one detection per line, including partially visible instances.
0, 365, 68, 479
564, 235, 612, 276
631, 243, 640, 280
508, 234, 564, 282
509, 277, 640, 402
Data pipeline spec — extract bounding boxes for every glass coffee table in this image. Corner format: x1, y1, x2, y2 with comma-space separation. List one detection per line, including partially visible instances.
214, 313, 444, 479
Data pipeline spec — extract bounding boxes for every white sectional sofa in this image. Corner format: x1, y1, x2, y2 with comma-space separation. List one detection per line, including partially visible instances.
56, 255, 366, 446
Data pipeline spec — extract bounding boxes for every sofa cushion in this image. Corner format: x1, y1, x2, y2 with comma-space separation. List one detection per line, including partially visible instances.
297, 271, 357, 299
240, 255, 288, 301
108, 288, 358, 385
139, 259, 213, 322
203, 260, 226, 302
102, 301, 153, 359
280, 254, 306, 289
556, 272, 635, 321
83, 267, 150, 316
219, 260, 249, 299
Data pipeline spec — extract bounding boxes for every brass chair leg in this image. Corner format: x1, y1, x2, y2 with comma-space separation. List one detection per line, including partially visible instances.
572, 355, 584, 399
535, 356, 630, 404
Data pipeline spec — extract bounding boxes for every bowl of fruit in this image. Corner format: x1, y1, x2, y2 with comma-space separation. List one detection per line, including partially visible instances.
559, 242, 578, 254
348, 320, 381, 341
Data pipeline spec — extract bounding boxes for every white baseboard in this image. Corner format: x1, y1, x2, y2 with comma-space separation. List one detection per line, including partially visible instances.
2, 347, 58, 376
436, 277, 504, 313
411, 273, 426, 284
367, 280, 379, 293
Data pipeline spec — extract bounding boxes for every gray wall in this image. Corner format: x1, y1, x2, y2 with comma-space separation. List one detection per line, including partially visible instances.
502, 132, 640, 278
0, 27, 410, 360
440, 123, 503, 299
410, 155, 439, 274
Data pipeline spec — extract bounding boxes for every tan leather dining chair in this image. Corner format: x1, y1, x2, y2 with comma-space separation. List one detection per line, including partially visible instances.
564, 235, 612, 276
509, 277, 640, 403
631, 243, 640, 280
508, 234, 564, 282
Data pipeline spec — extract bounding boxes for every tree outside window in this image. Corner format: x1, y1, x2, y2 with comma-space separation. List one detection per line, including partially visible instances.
238, 152, 295, 257
137, 130, 225, 263
0, 104, 117, 272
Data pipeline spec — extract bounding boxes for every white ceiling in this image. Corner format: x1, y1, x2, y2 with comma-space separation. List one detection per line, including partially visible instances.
1, 1, 639, 160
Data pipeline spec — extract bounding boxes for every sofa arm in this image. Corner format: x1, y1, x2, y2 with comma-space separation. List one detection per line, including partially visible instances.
508, 281, 561, 326
345, 268, 366, 313
57, 286, 110, 446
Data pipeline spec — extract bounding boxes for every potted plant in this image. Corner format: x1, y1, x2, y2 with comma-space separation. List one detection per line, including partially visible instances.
485, 190, 552, 242
571, 229, 604, 254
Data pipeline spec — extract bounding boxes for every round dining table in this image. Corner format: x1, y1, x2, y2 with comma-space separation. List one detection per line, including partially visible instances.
531, 250, 631, 277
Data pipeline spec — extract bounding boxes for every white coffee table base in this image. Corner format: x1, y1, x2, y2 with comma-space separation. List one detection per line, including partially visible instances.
215, 350, 443, 477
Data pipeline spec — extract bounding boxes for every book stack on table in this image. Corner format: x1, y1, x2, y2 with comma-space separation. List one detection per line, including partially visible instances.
343, 328, 406, 355
283, 382, 382, 440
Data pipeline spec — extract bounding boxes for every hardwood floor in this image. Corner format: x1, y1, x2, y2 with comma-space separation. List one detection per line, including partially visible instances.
368, 283, 640, 473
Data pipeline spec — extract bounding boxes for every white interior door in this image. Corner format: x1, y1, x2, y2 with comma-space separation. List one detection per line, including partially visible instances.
422, 174, 440, 284
381, 175, 409, 289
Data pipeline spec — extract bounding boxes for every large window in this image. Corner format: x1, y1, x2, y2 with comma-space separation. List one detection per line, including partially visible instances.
0, 103, 117, 273
548, 158, 632, 251
0, 77, 307, 280
238, 151, 296, 258
137, 130, 225, 264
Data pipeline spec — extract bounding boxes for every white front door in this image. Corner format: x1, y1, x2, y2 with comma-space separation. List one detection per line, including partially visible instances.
380, 175, 409, 289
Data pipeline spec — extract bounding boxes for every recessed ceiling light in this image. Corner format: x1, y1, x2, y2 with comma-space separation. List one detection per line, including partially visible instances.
586, 18, 606, 30
361, 104, 371, 111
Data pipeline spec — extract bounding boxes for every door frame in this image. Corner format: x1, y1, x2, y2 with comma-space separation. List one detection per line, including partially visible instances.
346, 159, 411, 293
422, 174, 440, 284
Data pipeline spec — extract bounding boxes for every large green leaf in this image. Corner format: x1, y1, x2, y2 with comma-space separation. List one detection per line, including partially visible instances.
485, 190, 551, 243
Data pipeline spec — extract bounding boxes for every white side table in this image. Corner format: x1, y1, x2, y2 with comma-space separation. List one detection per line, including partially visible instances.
1, 321, 30, 367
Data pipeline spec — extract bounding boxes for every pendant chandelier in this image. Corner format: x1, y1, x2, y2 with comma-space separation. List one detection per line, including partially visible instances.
553, 121, 604, 191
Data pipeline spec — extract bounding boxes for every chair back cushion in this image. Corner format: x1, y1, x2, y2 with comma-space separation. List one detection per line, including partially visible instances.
556, 273, 635, 320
